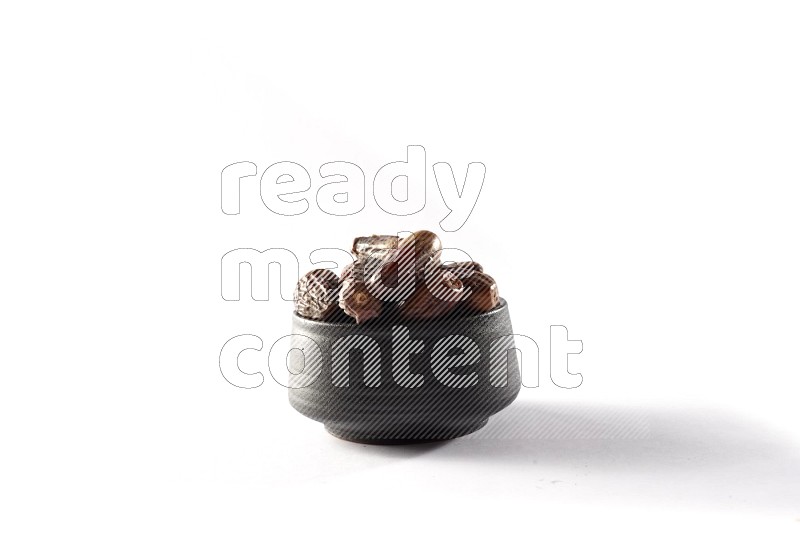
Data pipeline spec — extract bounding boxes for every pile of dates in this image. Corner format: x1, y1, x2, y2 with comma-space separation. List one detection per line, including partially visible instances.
294, 230, 500, 324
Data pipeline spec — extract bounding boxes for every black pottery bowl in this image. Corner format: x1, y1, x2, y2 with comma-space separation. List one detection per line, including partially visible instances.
287, 299, 521, 444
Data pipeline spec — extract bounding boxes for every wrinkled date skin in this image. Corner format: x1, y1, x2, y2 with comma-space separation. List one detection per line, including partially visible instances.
461, 272, 499, 313
399, 269, 464, 320
337, 261, 382, 324
294, 230, 502, 323
399, 230, 442, 273
442, 261, 483, 275
293, 269, 340, 320
374, 230, 442, 289
352, 235, 399, 262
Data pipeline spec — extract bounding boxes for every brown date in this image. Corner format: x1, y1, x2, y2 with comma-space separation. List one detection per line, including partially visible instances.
374, 230, 442, 289
461, 272, 499, 313
293, 269, 340, 320
339, 260, 361, 283
441, 261, 483, 279
399, 230, 442, 272
351, 235, 399, 261
338, 261, 382, 324
296, 229, 501, 323
398, 269, 464, 320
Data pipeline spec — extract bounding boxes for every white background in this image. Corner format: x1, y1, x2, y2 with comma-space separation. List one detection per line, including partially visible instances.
2, 1, 800, 531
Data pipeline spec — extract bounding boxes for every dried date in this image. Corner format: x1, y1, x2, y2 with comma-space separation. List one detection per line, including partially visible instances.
294, 269, 340, 320
399, 269, 464, 320
351, 235, 399, 262
339, 261, 382, 324
461, 272, 499, 313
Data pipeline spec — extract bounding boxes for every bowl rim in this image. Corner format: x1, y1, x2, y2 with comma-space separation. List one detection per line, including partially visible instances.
292, 298, 509, 331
